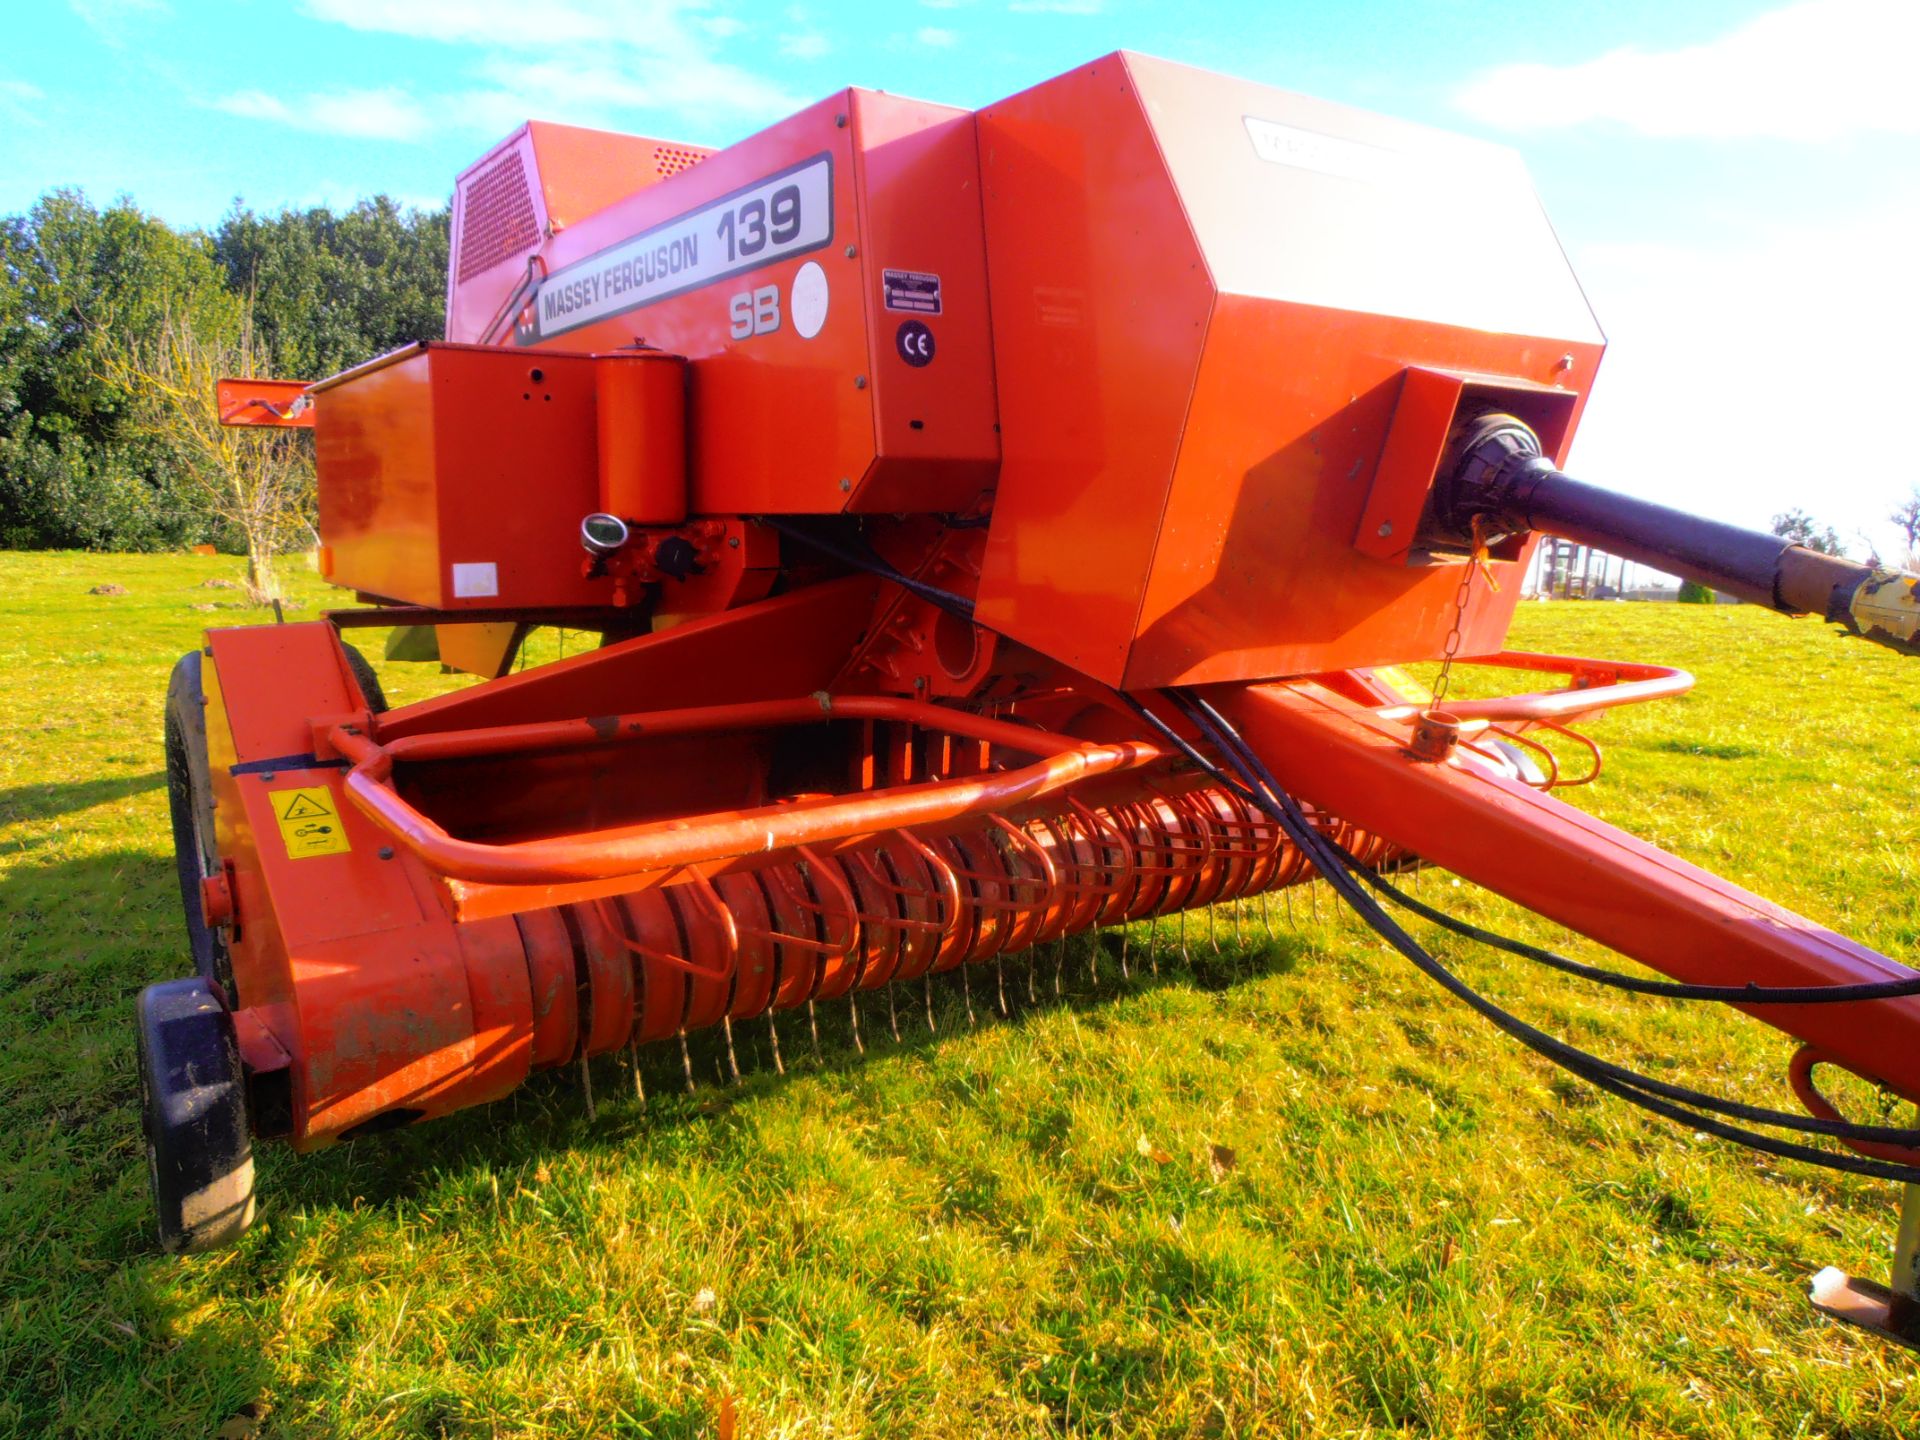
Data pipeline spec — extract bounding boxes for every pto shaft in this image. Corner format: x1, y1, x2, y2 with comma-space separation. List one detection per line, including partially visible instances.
1435, 413, 1920, 654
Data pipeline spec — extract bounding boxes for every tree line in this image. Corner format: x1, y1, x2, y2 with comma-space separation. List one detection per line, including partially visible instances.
0, 188, 447, 578
5, 188, 1915, 592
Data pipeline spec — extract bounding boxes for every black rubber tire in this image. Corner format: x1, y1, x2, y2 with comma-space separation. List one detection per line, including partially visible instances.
164, 651, 231, 994
340, 641, 388, 714
137, 977, 255, 1253
166, 641, 381, 997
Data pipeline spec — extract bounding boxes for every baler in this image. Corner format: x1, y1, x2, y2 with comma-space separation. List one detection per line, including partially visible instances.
150, 52, 1920, 1348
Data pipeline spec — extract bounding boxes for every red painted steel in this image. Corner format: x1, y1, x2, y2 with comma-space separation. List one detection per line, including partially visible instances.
1217, 680, 1920, 1100
491, 786, 1398, 1070
1369, 652, 1695, 724
1354, 369, 1580, 564
166, 50, 1920, 1251
311, 342, 693, 610
443, 90, 999, 517
973, 54, 1604, 688
215, 377, 314, 428
595, 350, 687, 524
199, 614, 1406, 1144
374, 576, 878, 740
331, 696, 1162, 887
447, 121, 717, 346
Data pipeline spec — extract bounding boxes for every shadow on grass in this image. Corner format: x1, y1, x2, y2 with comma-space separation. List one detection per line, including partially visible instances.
0, 769, 166, 825
260, 917, 1313, 1232
2, 832, 1313, 1437
121, 1259, 715, 1440
4, 828, 1305, 1258
0, 846, 180, 1016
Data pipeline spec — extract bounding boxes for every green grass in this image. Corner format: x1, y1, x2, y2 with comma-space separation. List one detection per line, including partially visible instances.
3, 551, 1919, 1438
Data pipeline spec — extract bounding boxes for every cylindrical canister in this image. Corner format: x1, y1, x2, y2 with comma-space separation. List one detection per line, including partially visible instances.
594, 350, 687, 525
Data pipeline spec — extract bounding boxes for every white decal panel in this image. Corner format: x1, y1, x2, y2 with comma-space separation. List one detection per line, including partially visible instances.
790, 260, 829, 339
1243, 116, 1410, 187
451, 562, 498, 598
532, 154, 833, 340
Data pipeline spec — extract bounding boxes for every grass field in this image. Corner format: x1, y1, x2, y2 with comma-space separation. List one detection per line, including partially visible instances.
3, 549, 1919, 1438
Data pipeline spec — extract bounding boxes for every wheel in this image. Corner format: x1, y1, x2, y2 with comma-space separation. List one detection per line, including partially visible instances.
137, 977, 255, 1252
164, 651, 230, 993
340, 641, 388, 714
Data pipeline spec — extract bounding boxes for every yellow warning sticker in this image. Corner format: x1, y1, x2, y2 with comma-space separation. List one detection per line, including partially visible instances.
269, 786, 351, 859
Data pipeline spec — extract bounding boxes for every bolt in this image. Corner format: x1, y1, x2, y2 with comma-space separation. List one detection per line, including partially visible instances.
839, 477, 853, 492
259, 772, 275, 782
1377, 521, 1393, 538
835, 112, 847, 128
844, 244, 857, 258
854, 375, 868, 390
378, 846, 395, 860
728, 535, 740, 547
1556, 353, 1574, 372
914, 676, 927, 690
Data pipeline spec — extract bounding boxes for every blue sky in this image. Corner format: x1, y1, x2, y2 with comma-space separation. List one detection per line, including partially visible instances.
3, 0, 1916, 550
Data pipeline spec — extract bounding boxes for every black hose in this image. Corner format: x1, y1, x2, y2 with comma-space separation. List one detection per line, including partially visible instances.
759, 520, 1920, 1177
1349, 857, 1920, 1006
759, 516, 977, 618
1153, 689, 1920, 1180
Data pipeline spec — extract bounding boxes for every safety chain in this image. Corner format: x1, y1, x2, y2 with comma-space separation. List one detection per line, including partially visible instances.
1429, 518, 1497, 711
1428, 553, 1477, 711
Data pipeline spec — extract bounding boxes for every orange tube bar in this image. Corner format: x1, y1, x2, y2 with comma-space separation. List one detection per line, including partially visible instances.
1372, 650, 1693, 724
330, 694, 1163, 887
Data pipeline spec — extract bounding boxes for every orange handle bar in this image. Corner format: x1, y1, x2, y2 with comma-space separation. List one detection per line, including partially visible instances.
1372, 650, 1693, 724
329, 694, 1163, 887
1789, 1046, 1920, 1166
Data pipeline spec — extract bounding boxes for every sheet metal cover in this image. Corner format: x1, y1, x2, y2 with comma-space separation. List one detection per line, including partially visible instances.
1126, 51, 1602, 343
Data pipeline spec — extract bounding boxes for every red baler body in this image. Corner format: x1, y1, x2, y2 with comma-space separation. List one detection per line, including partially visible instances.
171, 54, 1917, 1271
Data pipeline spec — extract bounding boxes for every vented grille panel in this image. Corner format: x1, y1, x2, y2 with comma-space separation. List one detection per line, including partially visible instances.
654, 145, 708, 178
457, 150, 540, 283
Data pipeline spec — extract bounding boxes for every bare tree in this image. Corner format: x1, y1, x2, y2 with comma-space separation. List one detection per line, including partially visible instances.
1770, 508, 1845, 557
100, 308, 312, 601
1891, 491, 1920, 569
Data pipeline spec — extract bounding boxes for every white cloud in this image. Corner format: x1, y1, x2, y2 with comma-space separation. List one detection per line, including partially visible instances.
69, 0, 168, 32
917, 26, 957, 46
1456, 0, 1920, 140
293, 181, 450, 213
462, 50, 797, 128
273, 0, 800, 139
303, 0, 637, 48
1565, 196, 1920, 551
780, 32, 830, 60
213, 87, 434, 142
0, 78, 44, 127
68, 0, 167, 48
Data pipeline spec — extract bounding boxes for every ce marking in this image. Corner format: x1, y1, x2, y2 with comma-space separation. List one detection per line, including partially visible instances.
895, 320, 935, 367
